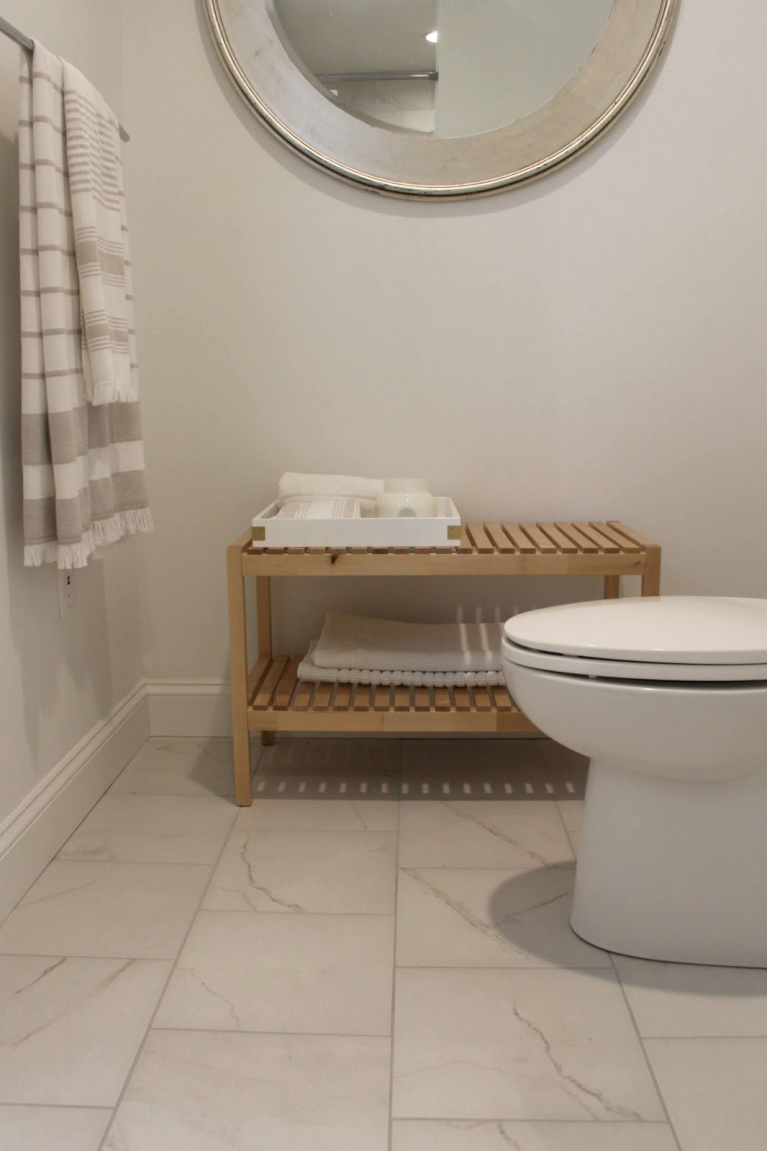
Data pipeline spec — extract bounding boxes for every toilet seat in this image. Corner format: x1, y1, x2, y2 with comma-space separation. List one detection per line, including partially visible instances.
502, 596, 767, 683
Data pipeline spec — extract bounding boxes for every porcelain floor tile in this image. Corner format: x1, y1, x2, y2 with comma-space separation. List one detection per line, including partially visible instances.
540, 740, 589, 784
104, 1029, 390, 1151
0, 1105, 111, 1151
155, 910, 394, 1034
0, 956, 169, 1105
402, 738, 544, 769
614, 955, 767, 1036
58, 794, 237, 864
0, 862, 211, 958
252, 773, 401, 800
398, 801, 573, 869
392, 968, 664, 1121
109, 738, 239, 797
236, 797, 399, 832
391, 1119, 679, 1150
258, 737, 401, 775
556, 799, 584, 832
645, 1037, 767, 1151
397, 866, 609, 968
401, 740, 549, 799
204, 829, 396, 914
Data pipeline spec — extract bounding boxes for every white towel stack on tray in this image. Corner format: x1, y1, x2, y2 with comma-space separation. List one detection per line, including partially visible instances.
297, 613, 505, 688
277, 473, 383, 516
276, 497, 361, 520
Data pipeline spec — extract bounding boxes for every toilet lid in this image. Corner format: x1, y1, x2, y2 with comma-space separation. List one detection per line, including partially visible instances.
503, 597, 767, 666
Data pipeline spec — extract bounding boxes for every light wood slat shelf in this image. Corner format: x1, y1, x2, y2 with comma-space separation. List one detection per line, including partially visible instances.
245, 656, 535, 735
228, 520, 661, 805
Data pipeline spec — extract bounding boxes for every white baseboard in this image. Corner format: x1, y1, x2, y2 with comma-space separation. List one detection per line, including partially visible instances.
0, 682, 149, 924
145, 679, 231, 737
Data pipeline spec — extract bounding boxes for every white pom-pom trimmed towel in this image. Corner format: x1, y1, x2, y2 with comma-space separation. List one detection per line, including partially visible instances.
19, 41, 152, 568
312, 613, 504, 673
297, 641, 505, 687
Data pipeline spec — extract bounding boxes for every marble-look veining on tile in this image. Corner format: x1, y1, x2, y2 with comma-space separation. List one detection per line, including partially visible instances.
556, 798, 584, 832
58, 794, 237, 864
109, 737, 238, 796
645, 1037, 767, 1151
397, 866, 610, 968
236, 797, 399, 832
0, 861, 211, 958
398, 801, 573, 869
391, 1119, 680, 1150
0, 1105, 112, 1151
6, 736, 767, 1151
104, 1029, 391, 1151
393, 968, 664, 1120
155, 911, 394, 1035
204, 829, 396, 914
0, 956, 169, 1105
613, 955, 767, 1037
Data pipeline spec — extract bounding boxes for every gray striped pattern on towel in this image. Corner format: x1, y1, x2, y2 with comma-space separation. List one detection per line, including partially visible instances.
20, 41, 152, 568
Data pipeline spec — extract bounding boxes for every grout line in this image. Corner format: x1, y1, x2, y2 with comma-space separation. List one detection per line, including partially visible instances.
390, 1117, 676, 1125
107, 790, 235, 800
387, 740, 403, 1151
610, 950, 685, 1151
42, 858, 225, 869
95, 798, 239, 1151
143, 1025, 393, 1038
392, 863, 577, 871
0, 1102, 114, 1111
637, 1034, 767, 1042
393, 963, 615, 972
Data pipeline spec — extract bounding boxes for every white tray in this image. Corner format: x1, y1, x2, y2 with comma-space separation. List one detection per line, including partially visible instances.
251, 497, 462, 548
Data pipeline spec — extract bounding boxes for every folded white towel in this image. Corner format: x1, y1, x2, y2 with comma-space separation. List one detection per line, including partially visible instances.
312, 613, 503, 673
277, 473, 384, 501
276, 497, 361, 520
298, 641, 505, 687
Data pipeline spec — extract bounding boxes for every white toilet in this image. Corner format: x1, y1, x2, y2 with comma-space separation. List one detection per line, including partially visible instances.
501, 596, 767, 967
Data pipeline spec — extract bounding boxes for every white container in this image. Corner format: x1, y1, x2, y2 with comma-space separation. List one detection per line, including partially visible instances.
375, 479, 438, 519
251, 496, 461, 548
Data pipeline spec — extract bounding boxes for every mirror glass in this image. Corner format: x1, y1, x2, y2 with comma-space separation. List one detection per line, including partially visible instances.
272, 0, 615, 139
205, 0, 678, 198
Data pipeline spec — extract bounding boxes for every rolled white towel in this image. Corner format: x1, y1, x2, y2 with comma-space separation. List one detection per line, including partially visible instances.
277, 472, 384, 501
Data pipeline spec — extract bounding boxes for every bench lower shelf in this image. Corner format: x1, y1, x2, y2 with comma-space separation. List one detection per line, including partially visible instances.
247, 655, 537, 735
228, 520, 661, 805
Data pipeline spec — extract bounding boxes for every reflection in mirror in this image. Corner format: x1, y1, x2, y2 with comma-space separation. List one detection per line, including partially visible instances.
271, 0, 615, 138
206, 0, 679, 198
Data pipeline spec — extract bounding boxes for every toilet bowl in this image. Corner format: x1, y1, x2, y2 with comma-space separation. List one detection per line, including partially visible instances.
501, 596, 767, 967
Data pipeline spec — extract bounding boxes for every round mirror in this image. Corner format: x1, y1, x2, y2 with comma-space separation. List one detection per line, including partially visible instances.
205, 0, 679, 199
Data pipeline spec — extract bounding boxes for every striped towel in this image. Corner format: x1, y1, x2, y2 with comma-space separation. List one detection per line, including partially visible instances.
19, 42, 152, 568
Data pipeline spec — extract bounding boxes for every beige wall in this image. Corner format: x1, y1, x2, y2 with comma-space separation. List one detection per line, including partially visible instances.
0, 1, 145, 829
124, 0, 767, 687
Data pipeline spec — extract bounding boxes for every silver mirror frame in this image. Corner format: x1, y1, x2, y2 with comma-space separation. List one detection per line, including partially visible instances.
205, 0, 679, 200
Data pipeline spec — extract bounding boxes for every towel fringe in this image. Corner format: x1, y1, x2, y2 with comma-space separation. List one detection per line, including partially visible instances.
87, 380, 140, 406
24, 508, 154, 569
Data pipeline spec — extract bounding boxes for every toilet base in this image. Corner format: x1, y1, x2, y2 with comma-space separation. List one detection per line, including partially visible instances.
571, 759, 767, 967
